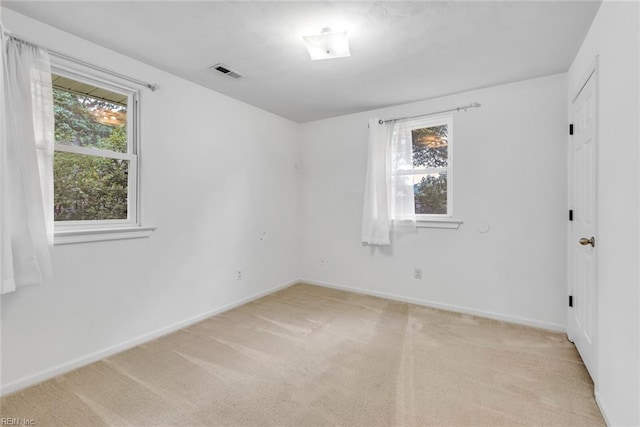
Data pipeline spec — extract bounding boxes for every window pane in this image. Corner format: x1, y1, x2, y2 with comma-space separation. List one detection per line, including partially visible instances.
412, 124, 448, 168
414, 172, 447, 215
52, 76, 127, 153
54, 152, 129, 221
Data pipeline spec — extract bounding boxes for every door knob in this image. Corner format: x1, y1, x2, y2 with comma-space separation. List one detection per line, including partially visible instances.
579, 236, 595, 247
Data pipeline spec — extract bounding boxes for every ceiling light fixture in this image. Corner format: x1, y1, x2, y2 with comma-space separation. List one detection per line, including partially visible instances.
302, 27, 350, 60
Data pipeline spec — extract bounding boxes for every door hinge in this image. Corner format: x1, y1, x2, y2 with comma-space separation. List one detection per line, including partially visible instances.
569, 124, 574, 135
569, 295, 573, 307
569, 210, 573, 221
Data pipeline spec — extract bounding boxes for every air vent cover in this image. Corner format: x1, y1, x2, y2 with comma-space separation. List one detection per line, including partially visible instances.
210, 63, 244, 80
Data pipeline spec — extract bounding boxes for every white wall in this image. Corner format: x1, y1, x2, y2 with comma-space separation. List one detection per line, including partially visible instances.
299, 74, 568, 332
0, 9, 301, 393
0, 0, 5, 398
568, 2, 640, 425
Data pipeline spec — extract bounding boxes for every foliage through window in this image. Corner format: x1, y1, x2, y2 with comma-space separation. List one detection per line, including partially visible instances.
52, 71, 138, 224
405, 116, 452, 216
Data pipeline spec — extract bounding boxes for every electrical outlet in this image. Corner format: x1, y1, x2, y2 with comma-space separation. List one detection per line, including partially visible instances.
237, 270, 242, 280
414, 268, 422, 279
320, 258, 326, 267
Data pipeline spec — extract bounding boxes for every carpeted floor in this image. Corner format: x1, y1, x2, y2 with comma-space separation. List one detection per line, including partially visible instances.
1, 283, 604, 426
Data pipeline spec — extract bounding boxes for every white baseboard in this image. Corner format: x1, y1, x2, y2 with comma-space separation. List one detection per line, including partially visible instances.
301, 279, 567, 333
595, 390, 613, 426
0, 279, 298, 397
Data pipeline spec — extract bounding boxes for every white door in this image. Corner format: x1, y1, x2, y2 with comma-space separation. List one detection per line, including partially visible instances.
568, 66, 597, 383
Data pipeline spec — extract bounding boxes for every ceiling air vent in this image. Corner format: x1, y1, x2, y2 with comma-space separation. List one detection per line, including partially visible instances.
210, 63, 244, 80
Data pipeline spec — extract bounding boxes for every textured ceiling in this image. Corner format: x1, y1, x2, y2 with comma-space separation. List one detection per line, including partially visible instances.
5, 1, 601, 123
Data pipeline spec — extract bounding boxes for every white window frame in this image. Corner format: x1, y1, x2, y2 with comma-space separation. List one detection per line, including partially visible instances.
50, 59, 154, 244
400, 115, 462, 229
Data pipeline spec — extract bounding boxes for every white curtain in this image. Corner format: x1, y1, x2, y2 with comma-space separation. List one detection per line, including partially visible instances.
389, 119, 417, 231
361, 118, 416, 245
362, 119, 391, 245
1, 35, 55, 294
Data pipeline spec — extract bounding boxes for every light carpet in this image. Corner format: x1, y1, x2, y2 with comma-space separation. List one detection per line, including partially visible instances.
1, 283, 604, 426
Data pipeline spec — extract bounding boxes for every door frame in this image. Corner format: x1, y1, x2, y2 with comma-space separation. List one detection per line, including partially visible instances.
567, 56, 599, 386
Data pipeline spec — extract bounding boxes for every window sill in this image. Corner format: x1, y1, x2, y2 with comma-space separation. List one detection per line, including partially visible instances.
416, 218, 463, 229
54, 225, 157, 245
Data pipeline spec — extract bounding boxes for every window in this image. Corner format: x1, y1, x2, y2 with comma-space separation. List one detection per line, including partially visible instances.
397, 116, 454, 220
51, 66, 153, 243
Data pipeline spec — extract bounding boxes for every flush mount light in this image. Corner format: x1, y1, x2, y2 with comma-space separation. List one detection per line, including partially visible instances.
302, 27, 350, 60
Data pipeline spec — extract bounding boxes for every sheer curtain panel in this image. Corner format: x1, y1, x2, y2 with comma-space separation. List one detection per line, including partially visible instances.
1, 36, 54, 294
361, 118, 416, 246
361, 119, 391, 245
389, 119, 417, 231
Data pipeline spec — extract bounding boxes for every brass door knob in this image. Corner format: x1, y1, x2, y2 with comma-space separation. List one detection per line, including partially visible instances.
579, 237, 595, 247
